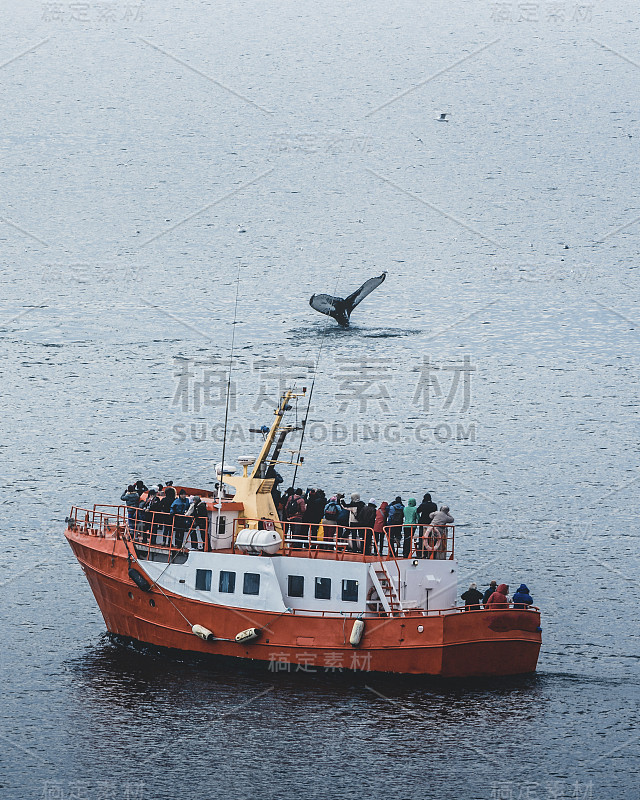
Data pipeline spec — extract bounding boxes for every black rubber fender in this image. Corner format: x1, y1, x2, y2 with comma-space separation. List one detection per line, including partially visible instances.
128, 567, 151, 593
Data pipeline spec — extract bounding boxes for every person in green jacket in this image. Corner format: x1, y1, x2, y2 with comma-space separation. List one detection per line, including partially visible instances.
402, 498, 418, 557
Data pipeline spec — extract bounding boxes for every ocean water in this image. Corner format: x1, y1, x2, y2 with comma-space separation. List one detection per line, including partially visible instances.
1, 0, 639, 798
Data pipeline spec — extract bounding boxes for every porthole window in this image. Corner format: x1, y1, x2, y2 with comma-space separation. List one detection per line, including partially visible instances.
195, 569, 212, 591
219, 571, 236, 593
149, 598, 156, 607
128, 591, 134, 600
315, 577, 331, 600
287, 575, 304, 597
243, 573, 260, 595
341, 579, 359, 602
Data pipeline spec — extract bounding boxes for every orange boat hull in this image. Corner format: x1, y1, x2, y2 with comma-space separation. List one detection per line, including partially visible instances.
66, 529, 541, 677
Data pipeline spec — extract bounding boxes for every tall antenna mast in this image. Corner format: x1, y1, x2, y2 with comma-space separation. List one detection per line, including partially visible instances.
216, 265, 242, 528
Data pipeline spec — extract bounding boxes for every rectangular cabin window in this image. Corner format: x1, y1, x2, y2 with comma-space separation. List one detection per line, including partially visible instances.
195, 569, 212, 592
315, 577, 331, 600
341, 579, 359, 602
216, 516, 226, 536
287, 575, 304, 597
219, 571, 236, 593
243, 573, 261, 595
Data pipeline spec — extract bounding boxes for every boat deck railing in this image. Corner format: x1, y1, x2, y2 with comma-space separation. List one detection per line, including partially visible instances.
66, 506, 455, 564
66, 505, 210, 557
283, 604, 539, 619
260, 519, 455, 562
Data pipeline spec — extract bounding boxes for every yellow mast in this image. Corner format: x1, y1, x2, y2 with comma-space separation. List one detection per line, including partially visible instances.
225, 389, 306, 538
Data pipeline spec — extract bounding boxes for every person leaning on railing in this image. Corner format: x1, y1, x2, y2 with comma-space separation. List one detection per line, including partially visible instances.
120, 485, 141, 539
340, 492, 365, 553
170, 490, 190, 548
416, 493, 437, 557
157, 486, 175, 546
142, 489, 163, 545
512, 584, 533, 608
373, 501, 389, 556
185, 496, 209, 550
361, 499, 377, 555
461, 582, 484, 610
284, 489, 306, 545
484, 583, 510, 608
403, 498, 418, 558
386, 497, 405, 556
321, 496, 341, 550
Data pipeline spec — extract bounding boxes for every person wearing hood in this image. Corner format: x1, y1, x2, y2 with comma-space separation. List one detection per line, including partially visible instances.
341, 492, 365, 552
387, 496, 405, 555
512, 584, 533, 607
374, 501, 389, 556
357, 498, 375, 555
485, 583, 510, 608
416, 493, 437, 557
461, 582, 484, 610
309, 488, 327, 545
321, 495, 341, 549
402, 498, 418, 558
424, 505, 454, 559
336, 499, 350, 548
302, 489, 324, 542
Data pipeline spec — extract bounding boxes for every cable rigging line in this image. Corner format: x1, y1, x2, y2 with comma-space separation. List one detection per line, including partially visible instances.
291, 264, 344, 487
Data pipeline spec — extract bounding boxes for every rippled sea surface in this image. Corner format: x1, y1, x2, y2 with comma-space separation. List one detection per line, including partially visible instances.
1, 1, 639, 798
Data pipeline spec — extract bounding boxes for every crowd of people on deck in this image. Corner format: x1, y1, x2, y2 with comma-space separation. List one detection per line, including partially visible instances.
460, 581, 535, 610
118, 480, 453, 557
118, 479, 534, 609
274, 486, 454, 558
120, 480, 209, 550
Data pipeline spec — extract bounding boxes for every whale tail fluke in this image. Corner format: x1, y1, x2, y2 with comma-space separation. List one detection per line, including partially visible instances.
309, 293, 350, 327
309, 272, 387, 327
343, 272, 387, 315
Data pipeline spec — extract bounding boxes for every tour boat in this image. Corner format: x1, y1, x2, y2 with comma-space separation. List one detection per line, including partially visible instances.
65, 390, 541, 677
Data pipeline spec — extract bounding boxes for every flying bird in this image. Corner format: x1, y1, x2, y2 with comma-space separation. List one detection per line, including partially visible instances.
309, 272, 387, 327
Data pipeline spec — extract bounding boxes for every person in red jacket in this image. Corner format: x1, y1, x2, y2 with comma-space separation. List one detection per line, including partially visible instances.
373, 501, 389, 556
485, 583, 510, 608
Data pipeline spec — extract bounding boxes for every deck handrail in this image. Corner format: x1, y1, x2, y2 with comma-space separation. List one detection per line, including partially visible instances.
233, 518, 406, 562
381, 523, 455, 560
68, 506, 455, 564
285, 603, 539, 618
68, 504, 209, 556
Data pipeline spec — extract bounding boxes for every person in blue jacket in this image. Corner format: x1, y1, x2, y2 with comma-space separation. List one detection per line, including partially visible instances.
512, 584, 533, 607
170, 489, 190, 548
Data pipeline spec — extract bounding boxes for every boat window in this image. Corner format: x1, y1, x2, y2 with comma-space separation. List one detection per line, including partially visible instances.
341, 579, 359, 602
219, 570, 236, 593
315, 577, 331, 600
287, 575, 304, 597
195, 569, 212, 592
243, 573, 260, 595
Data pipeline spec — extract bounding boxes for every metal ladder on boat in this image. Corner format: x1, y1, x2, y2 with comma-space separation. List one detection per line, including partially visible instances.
368, 563, 403, 616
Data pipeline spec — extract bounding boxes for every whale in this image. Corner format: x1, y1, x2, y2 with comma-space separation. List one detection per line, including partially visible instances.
309, 272, 387, 327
